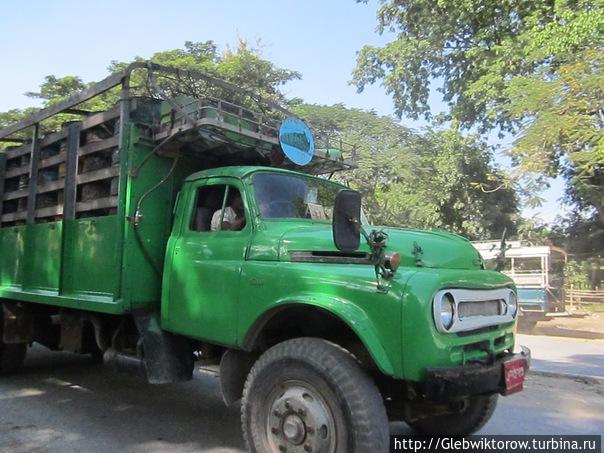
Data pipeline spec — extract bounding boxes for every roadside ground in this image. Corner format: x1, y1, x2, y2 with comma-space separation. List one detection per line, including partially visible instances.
0, 347, 602, 453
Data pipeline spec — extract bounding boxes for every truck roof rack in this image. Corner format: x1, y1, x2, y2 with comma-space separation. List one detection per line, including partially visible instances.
0, 62, 356, 174
0, 62, 356, 226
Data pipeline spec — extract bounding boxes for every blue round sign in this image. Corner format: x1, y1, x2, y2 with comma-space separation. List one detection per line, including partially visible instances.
279, 117, 315, 166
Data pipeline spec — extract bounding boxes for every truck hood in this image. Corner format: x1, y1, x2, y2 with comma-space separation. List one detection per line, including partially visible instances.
277, 224, 483, 270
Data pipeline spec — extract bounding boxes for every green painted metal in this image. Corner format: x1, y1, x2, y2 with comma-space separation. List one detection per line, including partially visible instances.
162, 176, 251, 345
0, 119, 197, 314
160, 166, 517, 380
1, 104, 518, 383
23, 222, 62, 291
61, 216, 121, 299
400, 268, 515, 381
0, 225, 25, 290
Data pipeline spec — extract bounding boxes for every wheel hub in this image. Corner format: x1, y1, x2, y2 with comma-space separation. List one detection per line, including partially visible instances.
282, 414, 306, 445
267, 382, 336, 453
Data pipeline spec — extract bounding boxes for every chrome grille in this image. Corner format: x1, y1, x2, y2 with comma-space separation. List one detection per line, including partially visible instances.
458, 299, 503, 318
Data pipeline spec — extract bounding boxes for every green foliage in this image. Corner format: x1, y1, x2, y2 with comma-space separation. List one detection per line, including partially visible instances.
1, 40, 518, 239
516, 217, 552, 243
1, 40, 300, 149
564, 260, 591, 289
294, 103, 518, 239
353, 0, 604, 225
109, 39, 301, 112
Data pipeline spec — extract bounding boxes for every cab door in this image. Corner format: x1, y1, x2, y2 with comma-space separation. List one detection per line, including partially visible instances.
163, 177, 251, 345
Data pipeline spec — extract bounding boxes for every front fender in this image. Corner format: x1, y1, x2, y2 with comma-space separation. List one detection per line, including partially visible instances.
241, 295, 396, 376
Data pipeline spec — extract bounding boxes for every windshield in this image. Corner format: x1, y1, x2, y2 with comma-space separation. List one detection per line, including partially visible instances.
253, 173, 342, 221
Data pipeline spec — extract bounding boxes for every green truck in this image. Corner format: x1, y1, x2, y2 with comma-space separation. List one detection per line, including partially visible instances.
0, 63, 529, 453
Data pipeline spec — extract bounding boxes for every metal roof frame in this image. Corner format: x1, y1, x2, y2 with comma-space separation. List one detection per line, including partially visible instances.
0, 61, 292, 140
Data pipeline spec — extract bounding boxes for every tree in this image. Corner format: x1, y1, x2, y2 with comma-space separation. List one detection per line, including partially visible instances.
352, 0, 604, 223
295, 103, 518, 239
1, 40, 301, 146
1, 41, 518, 239
109, 39, 301, 112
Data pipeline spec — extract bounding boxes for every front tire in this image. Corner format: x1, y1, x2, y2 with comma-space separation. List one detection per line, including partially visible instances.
241, 338, 389, 453
408, 394, 498, 435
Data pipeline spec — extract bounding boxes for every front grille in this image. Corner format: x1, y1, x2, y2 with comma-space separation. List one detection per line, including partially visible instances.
458, 299, 503, 318
433, 288, 515, 334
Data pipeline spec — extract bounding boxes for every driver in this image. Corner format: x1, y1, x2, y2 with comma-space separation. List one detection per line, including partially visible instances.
211, 190, 246, 231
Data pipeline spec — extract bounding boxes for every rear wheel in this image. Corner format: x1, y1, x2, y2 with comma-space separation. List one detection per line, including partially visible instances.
408, 394, 498, 435
241, 338, 389, 453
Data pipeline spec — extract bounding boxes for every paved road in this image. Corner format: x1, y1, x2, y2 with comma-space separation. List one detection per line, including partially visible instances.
1, 346, 603, 452
517, 334, 604, 379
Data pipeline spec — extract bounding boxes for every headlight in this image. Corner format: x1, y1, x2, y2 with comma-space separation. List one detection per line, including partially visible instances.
508, 292, 518, 318
440, 293, 455, 330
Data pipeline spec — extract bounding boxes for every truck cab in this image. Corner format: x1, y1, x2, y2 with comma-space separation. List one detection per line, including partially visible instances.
0, 62, 530, 453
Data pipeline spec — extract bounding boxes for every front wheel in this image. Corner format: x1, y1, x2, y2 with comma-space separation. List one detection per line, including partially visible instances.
241, 338, 389, 453
408, 394, 498, 435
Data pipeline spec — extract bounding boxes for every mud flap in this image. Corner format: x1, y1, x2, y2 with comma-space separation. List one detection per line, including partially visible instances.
220, 349, 257, 406
132, 309, 193, 384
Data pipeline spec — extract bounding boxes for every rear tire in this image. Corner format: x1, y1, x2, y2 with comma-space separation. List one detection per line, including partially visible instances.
408, 394, 498, 435
241, 337, 389, 453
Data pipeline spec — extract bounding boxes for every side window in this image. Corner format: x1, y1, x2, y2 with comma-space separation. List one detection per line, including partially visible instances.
190, 184, 246, 232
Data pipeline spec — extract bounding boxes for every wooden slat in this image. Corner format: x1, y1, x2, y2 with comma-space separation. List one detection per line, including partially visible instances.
76, 196, 118, 212
39, 152, 65, 169
1, 210, 27, 222
39, 129, 68, 149
37, 179, 64, 194
63, 122, 81, 220
0, 70, 125, 139
5, 144, 31, 159
26, 125, 40, 224
78, 135, 119, 156
76, 166, 119, 185
4, 165, 30, 178
36, 205, 63, 218
3, 188, 28, 201
5, 106, 121, 158
81, 105, 121, 131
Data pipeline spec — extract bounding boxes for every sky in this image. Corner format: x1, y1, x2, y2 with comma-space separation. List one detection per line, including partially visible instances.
0, 0, 565, 224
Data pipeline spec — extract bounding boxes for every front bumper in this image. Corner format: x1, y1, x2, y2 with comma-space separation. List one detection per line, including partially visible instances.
423, 346, 531, 399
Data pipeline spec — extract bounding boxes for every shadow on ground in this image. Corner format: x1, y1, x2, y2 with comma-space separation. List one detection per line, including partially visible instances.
0, 345, 245, 452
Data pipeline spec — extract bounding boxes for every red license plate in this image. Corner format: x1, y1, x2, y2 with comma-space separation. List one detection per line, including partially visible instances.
503, 358, 525, 395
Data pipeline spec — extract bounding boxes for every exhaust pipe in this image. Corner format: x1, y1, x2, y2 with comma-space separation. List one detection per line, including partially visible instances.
103, 348, 146, 378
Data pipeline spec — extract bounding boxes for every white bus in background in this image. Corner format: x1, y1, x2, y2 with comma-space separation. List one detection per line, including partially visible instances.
472, 241, 567, 330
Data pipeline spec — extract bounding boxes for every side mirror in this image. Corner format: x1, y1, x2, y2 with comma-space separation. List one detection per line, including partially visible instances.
333, 189, 362, 252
